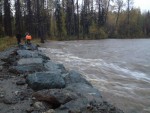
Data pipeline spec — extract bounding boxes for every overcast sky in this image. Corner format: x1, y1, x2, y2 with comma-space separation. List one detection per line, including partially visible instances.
134, 0, 150, 12
78, 0, 150, 12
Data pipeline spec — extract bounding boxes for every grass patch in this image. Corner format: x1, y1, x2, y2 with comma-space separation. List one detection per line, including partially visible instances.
0, 37, 16, 51
32, 38, 41, 45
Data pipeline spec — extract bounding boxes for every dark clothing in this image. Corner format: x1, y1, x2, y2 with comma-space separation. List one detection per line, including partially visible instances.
26, 39, 31, 44
16, 33, 22, 45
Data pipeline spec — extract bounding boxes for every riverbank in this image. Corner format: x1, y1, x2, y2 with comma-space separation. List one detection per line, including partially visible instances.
0, 44, 124, 113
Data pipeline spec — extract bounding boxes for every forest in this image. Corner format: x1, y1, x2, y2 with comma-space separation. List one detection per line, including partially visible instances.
0, 0, 150, 41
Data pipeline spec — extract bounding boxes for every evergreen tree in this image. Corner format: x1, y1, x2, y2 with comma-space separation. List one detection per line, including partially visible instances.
66, 0, 75, 36
4, 0, 12, 36
15, 0, 22, 33
55, 0, 63, 39
0, 0, 3, 36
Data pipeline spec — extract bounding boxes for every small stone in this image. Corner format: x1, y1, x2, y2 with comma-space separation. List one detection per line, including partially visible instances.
3, 98, 12, 104
0, 78, 3, 81
32, 97, 36, 100
33, 102, 45, 110
0, 94, 4, 98
3, 97, 17, 104
14, 91, 20, 96
68, 110, 73, 113
0, 66, 3, 71
26, 107, 34, 113
144, 107, 150, 112
42, 109, 55, 113
16, 80, 26, 85
87, 105, 93, 111
20, 74, 25, 78
12, 76, 16, 78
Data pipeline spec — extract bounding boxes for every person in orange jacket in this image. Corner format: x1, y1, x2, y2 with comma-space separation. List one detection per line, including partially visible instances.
25, 32, 32, 44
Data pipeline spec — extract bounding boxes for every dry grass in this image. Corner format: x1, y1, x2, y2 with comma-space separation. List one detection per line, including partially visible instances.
32, 38, 41, 45
0, 37, 16, 51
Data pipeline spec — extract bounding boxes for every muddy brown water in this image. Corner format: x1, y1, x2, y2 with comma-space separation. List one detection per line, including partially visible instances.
40, 39, 150, 113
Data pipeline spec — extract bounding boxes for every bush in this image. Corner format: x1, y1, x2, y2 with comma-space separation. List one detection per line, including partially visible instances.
98, 28, 108, 39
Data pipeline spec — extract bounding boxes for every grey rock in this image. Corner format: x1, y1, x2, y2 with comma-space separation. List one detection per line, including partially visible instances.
17, 50, 50, 60
58, 98, 90, 112
57, 98, 124, 113
18, 89, 33, 100
17, 58, 43, 65
3, 99, 13, 104
0, 60, 5, 66
0, 89, 5, 98
0, 94, 4, 98
0, 47, 17, 60
64, 70, 92, 86
26, 72, 65, 90
65, 83, 102, 98
0, 66, 3, 71
9, 64, 47, 74
42, 109, 55, 113
33, 93, 60, 108
44, 61, 67, 74
3, 97, 18, 104
14, 91, 20, 96
17, 50, 39, 58
33, 102, 46, 110
26, 107, 34, 113
16, 80, 26, 85
1, 53, 18, 66
20, 44, 38, 50
33, 89, 78, 107
38, 52, 50, 60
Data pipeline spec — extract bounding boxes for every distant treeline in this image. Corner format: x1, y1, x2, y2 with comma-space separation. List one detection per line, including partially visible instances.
0, 0, 150, 42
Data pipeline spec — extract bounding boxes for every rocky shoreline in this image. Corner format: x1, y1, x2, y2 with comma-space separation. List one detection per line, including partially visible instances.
0, 44, 124, 113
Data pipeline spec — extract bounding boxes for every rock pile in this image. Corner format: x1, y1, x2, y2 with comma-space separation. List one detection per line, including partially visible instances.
0, 44, 124, 113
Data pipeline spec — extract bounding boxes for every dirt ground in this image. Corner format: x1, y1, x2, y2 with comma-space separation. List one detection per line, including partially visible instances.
0, 68, 34, 113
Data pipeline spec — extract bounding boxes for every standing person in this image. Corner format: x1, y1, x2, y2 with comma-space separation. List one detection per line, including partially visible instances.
16, 32, 22, 46
22, 32, 27, 44
25, 33, 32, 44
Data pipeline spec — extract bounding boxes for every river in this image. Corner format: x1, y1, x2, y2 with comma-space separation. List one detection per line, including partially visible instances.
40, 39, 150, 113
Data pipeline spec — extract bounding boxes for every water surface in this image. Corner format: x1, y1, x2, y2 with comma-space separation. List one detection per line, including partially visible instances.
40, 39, 150, 113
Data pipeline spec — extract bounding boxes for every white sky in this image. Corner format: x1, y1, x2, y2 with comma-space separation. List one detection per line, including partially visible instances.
134, 0, 150, 12
11, 0, 150, 13
78, 0, 150, 12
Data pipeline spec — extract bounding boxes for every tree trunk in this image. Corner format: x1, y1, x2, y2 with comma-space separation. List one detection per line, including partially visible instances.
4, 0, 12, 36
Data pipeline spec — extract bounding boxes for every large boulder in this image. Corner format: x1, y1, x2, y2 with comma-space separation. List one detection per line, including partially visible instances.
57, 97, 93, 112
17, 58, 43, 65
17, 50, 50, 60
44, 61, 67, 74
38, 52, 50, 60
17, 50, 39, 58
33, 89, 78, 108
65, 83, 102, 98
63, 70, 92, 86
26, 72, 65, 90
56, 98, 124, 113
0, 60, 5, 66
19, 44, 38, 50
0, 47, 18, 66
0, 47, 17, 60
9, 64, 47, 74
